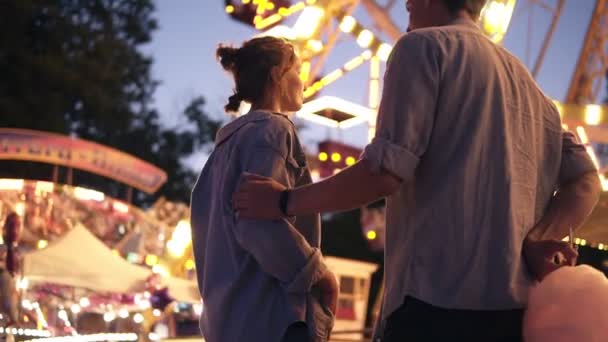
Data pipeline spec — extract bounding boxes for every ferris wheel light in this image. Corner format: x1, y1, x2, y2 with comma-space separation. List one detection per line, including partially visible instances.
339, 15, 357, 33
320, 69, 343, 86
306, 39, 323, 52
377, 43, 393, 62
300, 61, 311, 82
585, 145, 600, 169
344, 55, 365, 71
293, 6, 325, 38
480, 0, 517, 43
584, 104, 602, 125
357, 29, 374, 48
600, 174, 608, 192
552, 100, 563, 118
256, 25, 297, 40
576, 126, 589, 144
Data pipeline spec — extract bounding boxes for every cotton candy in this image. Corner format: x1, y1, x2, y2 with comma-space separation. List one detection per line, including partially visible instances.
523, 265, 608, 342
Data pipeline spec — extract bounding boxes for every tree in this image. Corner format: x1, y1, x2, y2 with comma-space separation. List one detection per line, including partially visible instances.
0, 0, 220, 205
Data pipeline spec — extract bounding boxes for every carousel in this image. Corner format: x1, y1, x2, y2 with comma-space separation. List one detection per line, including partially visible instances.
0, 128, 200, 342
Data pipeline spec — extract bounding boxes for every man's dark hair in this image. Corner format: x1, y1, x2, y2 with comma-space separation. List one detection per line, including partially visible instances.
440, 0, 486, 19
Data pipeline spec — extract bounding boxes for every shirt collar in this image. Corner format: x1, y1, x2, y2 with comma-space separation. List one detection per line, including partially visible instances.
215, 110, 292, 146
449, 17, 481, 30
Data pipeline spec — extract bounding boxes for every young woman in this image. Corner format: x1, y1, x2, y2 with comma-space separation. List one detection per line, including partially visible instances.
190, 36, 337, 342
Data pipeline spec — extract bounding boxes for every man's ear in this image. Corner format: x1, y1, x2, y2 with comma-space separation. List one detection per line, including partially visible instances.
269, 65, 281, 85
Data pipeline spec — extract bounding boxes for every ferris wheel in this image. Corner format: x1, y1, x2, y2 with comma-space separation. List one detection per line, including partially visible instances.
224, 0, 608, 158
223, 0, 604, 135
223, 0, 608, 249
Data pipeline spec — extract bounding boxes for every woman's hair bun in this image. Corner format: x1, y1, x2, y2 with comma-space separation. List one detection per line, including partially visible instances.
216, 45, 240, 72
225, 93, 243, 113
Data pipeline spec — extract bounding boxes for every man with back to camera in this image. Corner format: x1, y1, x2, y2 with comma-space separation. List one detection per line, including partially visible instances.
233, 0, 601, 340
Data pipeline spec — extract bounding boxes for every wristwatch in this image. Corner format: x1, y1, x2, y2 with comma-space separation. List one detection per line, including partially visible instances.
279, 190, 290, 217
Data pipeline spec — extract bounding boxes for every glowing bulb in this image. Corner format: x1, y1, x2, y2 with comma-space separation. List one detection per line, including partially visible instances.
366, 230, 377, 240
306, 39, 323, 53
225, 5, 235, 13
71, 304, 81, 314
345, 156, 356, 166
113, 201, 129, 213
22, 300, 33, 310
339, 15, 356, 33
167, 220, 192, 258
576, 126, 589, 144
318, 152, 328, 161
331, 153, 341, 163
193, 303, 203, 315
480, 0, 516, 43
377, 43, 393, 62
119, 309, 129, 319
37, 240, 48, 249
152, 264, 170, 277
356, 29, 374, 48
133, 313, 144, 324
15, 202, 25, 216
0, 178, 24, 191
17, 277, 29, 290
73, 187, 105, 201
79, 297, 90, 307
103, 311, 116, 322
58, 309, 69, 321
310, 170, 320, 182
293, 6, 324, 39
145, 254, 159, 266
552, 100, 563, 118
584, 104, 602, 125
136, 295, 151, 310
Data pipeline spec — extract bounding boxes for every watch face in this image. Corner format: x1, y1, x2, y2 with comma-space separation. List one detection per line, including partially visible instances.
279, 190, 290, 216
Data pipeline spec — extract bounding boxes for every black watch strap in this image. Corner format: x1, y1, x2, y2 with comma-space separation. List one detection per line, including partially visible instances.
279, 190, 290, 216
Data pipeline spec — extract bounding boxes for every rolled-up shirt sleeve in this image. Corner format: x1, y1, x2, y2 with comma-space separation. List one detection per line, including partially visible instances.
558, 130, 598, 185
361, 33, 439, 181
234, 146, 327, 294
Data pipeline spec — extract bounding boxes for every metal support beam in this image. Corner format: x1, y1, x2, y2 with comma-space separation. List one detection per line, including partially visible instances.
531, 0, 565, 77
360, 0, 403, 41
566, 0, 608, 104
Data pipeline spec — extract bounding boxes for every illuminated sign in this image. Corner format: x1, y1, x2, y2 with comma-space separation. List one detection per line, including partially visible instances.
0, 129, 167, 194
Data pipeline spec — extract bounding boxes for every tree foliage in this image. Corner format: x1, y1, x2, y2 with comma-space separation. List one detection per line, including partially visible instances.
0, 0, 220, 205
